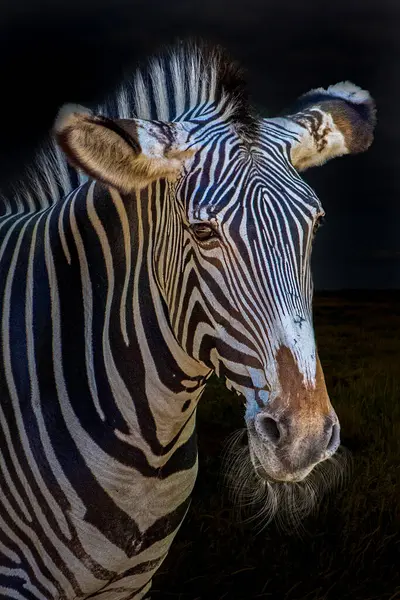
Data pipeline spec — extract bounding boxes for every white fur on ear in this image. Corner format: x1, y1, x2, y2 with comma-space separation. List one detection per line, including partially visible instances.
53, 103, 93, 134
305, 81, 372, 106
324, 82, 372, 104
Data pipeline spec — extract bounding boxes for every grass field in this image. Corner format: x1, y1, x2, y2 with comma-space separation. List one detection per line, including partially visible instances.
152, 292, 400, 600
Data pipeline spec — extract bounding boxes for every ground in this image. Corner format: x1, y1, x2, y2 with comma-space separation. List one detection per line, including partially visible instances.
153, 292, 400, 600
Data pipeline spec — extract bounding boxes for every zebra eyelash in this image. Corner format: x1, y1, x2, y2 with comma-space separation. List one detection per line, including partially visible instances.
189, 220, 220, 243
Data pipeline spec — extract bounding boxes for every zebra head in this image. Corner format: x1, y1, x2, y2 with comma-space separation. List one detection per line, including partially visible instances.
54, 45, 375, 490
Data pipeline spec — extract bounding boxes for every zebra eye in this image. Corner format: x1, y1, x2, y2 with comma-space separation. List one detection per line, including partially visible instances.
190, 223, 215, 241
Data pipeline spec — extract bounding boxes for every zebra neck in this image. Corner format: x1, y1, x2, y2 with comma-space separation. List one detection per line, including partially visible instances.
52, 180, 210, 450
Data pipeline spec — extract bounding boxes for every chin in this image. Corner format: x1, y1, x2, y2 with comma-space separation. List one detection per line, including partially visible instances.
250, 452, 315, 484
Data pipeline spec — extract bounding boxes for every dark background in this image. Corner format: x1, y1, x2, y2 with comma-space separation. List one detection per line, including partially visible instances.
1, 0, 398, 289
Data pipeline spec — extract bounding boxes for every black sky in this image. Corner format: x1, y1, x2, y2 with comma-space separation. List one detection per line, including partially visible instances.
1, 0, 399, 288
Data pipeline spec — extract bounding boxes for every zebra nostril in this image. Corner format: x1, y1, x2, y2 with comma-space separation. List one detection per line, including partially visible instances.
326, 422, 341, 454
257, 415, 281, 444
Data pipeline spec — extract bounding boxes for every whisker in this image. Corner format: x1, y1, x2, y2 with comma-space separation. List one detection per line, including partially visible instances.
221, 431, 351, 536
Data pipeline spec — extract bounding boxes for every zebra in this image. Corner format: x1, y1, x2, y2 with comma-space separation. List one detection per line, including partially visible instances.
0, 41, 375, 599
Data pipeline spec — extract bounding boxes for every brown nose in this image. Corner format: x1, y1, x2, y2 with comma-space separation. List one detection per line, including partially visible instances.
254, 409, 340, 464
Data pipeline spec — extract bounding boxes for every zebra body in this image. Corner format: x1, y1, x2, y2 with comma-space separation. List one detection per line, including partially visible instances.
0, 176, 205, 599
0, 43, 375, 598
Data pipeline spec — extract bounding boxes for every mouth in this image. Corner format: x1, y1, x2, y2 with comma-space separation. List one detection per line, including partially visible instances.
222, 425, 350, 532
249, 443, 313, 484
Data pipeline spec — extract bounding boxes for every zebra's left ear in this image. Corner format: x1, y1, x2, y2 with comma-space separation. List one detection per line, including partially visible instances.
269, 82, 376, 171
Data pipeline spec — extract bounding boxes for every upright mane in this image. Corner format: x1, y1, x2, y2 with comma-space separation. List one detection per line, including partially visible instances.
1, 40, 254, 214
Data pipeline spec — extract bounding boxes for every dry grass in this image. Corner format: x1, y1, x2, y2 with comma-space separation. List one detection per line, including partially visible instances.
152, 292, 400, 600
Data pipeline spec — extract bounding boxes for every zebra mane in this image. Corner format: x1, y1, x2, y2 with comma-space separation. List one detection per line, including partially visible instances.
1, 40, 254, 214
106, 39, 253, 124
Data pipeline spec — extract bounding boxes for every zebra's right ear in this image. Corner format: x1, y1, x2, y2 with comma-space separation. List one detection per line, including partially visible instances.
267, 82, 376, 171
53, 105, 196, 192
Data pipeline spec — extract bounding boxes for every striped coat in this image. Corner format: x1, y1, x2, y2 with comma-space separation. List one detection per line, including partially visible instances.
0, 42, 375, 599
